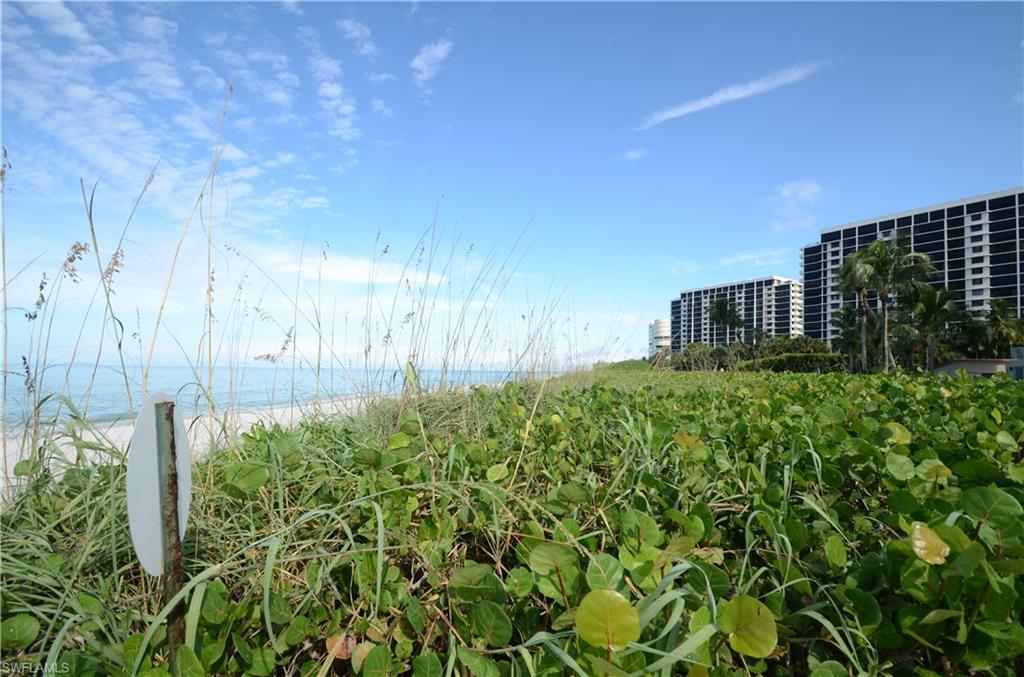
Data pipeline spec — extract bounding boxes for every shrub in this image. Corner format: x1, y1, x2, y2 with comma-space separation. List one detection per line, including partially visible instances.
738, 352, 846, 373
757, 335, 829, 357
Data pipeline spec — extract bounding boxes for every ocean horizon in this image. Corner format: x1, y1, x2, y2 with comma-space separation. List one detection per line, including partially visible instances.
7, 362, 539, 425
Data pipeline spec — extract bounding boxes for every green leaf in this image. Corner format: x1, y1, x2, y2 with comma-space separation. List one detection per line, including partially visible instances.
412, 652, 443, 677
201, 580, 229, 625
388, 432, 411, 450
528, 542, 576, 575
485, 462, 509, 483
586, 553, 624, 591
0, 614, 39, 652
505, 568, 533, 598
917, 459, 951, 481
457, 646, 500, 677
363, 645, 391, 677
351, 643, 376, 673
352, 447, 380, 467
945, 542, 986, 578
405, 597, 427, 635
825, 534, 847, 569
468, 601, 513, 647
575, 589, 641, 652
201, 639, 226, 670
558, 483, 588, 504
718, 595, 778, 658
963, 486, 1023, 532
884, 421, 912, 446
246, 647, 277, 676
885, 452, 914, 481
920, 609, 962, 625
952, 459, 1001, 480
843, 588, 881, 632
225, 461, 269, 493
175, 646, 205, 677
995, 430, 1018, 451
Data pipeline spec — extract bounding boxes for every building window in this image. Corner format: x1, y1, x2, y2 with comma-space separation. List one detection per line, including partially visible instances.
970, 224, 983, 232
971, 267, 983, 275
972, 289, 984, 297
972, 246, 984, 253
970, 213, 983, 222
971, 300, 985, 307
971, 256, 985, 264
970, 235, 983, 243
972, 278, 984, 286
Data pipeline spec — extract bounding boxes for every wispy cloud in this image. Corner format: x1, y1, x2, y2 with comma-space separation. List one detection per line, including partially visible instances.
670, 261, 699, 276
371, 98, 394, 118
410, 38, 453, 89
298, 27, 360, 140
281, 0, 303, 16
622, 148, 648, 161
771, 179, 824, 231
636, 61, 828, 131
300, 196, 329, 209
717, 248, 790, 267
22, 1, 91, 42
367, 71, 395, 85
338, 18, 379, 58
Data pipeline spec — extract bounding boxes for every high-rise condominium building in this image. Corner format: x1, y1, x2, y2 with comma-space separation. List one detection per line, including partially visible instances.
670, 276, 803, 351
801, 188, 1023, 344
648, 319, 671, 358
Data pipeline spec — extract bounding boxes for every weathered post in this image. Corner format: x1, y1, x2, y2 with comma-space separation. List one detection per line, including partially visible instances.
127, 393, 192, 674
155, 401, 185, 672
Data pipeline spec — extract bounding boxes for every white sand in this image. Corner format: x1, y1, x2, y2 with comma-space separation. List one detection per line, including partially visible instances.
2, 394, 367, 493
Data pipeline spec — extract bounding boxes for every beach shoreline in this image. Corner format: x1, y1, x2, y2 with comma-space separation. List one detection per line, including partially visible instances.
2, 394, 368, 491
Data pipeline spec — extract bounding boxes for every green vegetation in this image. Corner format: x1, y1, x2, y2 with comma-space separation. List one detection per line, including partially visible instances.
736, 353, 845, 373
3, 370, 1024, 675
834, 239, 1024, 372
665, 335, 837, 374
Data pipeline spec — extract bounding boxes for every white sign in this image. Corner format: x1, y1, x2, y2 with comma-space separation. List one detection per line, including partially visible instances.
126, 392, 192, 576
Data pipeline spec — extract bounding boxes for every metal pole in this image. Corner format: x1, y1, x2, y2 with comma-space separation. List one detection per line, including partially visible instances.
155, 401, 184, 673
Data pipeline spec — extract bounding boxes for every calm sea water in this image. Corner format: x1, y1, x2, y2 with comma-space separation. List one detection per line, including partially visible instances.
10, 363, 527, 424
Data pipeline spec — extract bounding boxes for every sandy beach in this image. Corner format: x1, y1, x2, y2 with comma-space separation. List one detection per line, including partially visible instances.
2, 394, 367, 493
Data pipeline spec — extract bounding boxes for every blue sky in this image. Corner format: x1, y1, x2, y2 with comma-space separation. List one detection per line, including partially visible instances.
2, 1, 1022, 370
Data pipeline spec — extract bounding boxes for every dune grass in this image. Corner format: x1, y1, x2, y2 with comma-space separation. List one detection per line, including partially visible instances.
2, 370, 1023, 675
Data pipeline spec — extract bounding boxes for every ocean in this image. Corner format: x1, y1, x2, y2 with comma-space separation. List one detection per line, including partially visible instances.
9, 362, 528, 425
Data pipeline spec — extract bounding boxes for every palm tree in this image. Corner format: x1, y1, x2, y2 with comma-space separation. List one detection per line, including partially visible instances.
838, 250, 873, 372
709, 298, 742, 345
986, 299, 1024, 357
909, 284, 957, 371
857, 239, 935, 372
830, 305, 859, 372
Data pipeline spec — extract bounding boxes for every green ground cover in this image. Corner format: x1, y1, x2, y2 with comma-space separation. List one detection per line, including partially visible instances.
2, 371, 1024, 675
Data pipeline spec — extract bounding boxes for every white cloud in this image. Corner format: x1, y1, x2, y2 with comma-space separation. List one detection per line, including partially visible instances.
371, 98, 394, 118
670, 261, 699, 276
367, 71, 395, 85
717, 248, 790, 267
636, 61, 828, 131
298, 27, 361, 140
623, 148, 647, 161
300, 196, 329, 209
338, 18, 379, 58
772, 179, 825, 231
22, 1, 91, 42
281, 0, 303, 15
410, 38, 453, 88
266, 152, 298, 168
133, 14, 178, 41
220, 143, 249, 163
330, 149, 360, 173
